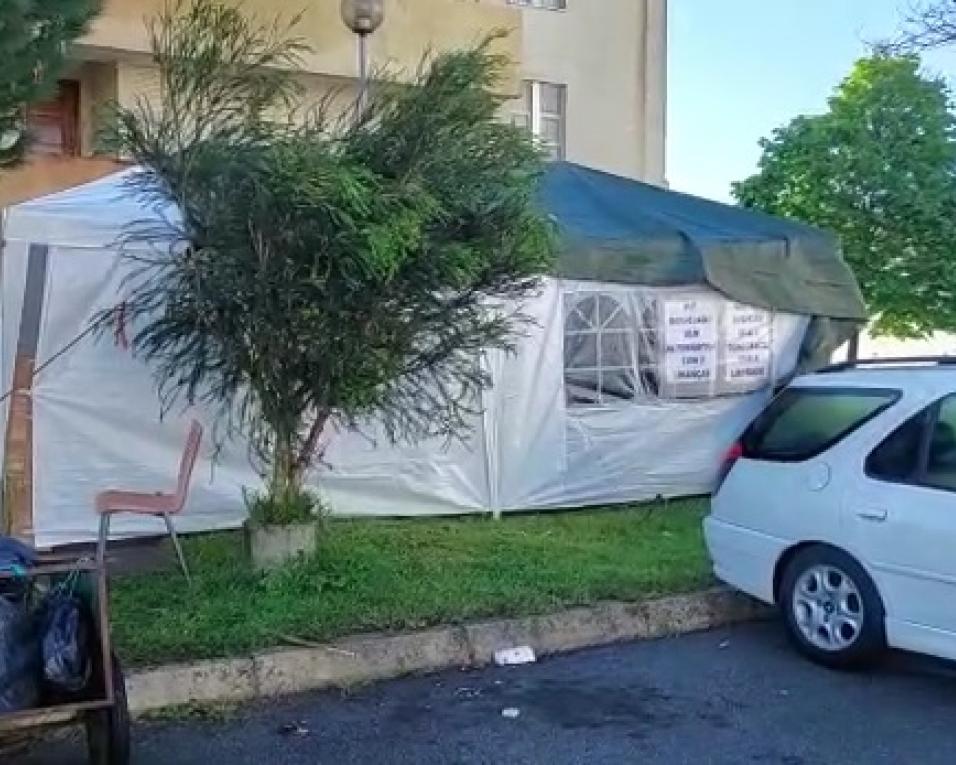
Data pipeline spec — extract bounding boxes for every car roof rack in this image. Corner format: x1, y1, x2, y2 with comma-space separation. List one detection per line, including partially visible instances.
818, 356, 956, 374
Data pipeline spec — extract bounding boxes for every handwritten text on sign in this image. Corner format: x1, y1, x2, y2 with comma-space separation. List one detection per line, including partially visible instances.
664, 299, 718, 384
725, 303, 772, 384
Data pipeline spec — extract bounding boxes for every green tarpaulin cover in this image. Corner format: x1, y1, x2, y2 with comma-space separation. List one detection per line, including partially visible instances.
540, 162, 867, 322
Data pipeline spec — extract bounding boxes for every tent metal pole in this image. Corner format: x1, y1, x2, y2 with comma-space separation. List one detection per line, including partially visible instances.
768, 310, 776, 400
0, 209, 5, 531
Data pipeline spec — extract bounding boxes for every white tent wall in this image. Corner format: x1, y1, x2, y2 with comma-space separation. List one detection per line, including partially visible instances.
0, 254, 488, 547
0, 234, 29, 475
22, 242, 492, 546
31, 243, 251, 546
314, 416, 490, 518
489, 279, 807, 511
2, 172, 812, 546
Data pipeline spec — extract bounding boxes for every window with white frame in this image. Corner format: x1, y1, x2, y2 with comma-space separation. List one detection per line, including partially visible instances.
511, 84, 531, 132
514, 81, 566, 160
564, 293, 637, 407
508, 0, 567, 10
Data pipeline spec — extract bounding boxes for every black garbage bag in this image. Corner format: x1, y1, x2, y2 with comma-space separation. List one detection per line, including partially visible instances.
0, 595, 40, 713
37, 591, 92, 695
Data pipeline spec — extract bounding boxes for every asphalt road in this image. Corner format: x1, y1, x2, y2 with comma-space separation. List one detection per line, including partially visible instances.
19, 621, 956, 764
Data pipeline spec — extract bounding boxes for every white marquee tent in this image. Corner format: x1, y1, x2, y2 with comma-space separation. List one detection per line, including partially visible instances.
0, 163, 865, 546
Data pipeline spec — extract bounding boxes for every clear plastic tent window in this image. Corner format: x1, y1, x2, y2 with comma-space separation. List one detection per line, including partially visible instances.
563, 293, 638, 406
562, 287, 777, 408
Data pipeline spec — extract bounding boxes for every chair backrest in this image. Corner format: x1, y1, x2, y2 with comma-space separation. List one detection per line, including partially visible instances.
173, 419, 203, 512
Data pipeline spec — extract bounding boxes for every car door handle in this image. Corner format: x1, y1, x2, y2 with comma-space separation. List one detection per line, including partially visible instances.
857, 509, 888, 522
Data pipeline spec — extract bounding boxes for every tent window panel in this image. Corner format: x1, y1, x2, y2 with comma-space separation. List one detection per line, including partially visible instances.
565, 369, 602, 406
565, 307, 591, 332
600, 366, 638, 401
600, 295, 628, 329
563, 293, 638, 407
636, 295, 775, 400
601, 329, 632, 368
636, 298, 662, 397
564, 331, 598, 369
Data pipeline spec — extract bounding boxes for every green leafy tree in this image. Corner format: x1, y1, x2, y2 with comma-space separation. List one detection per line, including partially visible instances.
103, 0, 555, 508
733, 55, 956, 337
0, 0, 101, 165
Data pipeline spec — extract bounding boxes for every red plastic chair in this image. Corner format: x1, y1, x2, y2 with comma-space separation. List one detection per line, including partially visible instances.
94, 420, 203, 582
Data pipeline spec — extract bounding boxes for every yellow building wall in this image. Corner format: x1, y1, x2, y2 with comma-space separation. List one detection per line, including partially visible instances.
2, 1, 521, 206
115, 61, 164, 113
80, 0, 521, 86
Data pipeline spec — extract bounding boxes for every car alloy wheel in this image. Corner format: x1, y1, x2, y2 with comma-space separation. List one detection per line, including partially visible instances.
791, 564, 864, 652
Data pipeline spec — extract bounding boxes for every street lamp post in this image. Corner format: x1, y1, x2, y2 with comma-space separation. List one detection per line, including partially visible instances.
340, 0, 385, 114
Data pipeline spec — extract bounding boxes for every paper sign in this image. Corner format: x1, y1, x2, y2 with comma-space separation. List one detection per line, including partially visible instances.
724, 303, 772, 384
663, 298, 718, 385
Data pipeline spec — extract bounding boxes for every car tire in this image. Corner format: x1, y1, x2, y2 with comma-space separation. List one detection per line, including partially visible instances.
779, 545, 885, 670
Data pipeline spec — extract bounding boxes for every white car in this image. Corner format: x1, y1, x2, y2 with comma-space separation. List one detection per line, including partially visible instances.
705, 358, 956, 668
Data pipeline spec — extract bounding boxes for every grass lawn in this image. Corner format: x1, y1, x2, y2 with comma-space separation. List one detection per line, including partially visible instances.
111, 499, 712, 667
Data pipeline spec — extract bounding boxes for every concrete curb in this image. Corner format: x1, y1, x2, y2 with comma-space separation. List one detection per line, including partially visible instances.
126, 588, 771, 714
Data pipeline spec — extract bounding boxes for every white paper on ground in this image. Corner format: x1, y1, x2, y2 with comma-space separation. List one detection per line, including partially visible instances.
493, 645, 537, 666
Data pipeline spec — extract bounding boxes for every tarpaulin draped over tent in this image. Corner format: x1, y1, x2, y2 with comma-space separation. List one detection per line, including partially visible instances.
542, 162, 867, 322
5, 162, 866, 323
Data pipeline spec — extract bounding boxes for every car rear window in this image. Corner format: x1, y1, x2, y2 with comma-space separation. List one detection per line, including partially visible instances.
742, 387, 900, 462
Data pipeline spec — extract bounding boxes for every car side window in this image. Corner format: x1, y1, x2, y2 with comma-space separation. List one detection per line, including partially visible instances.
926, 396, 956, 491
865, 409, 929, 482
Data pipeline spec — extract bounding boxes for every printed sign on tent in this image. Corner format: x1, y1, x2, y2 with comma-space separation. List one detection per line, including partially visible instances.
663, 298, 718, 385
724, 302, 772, 386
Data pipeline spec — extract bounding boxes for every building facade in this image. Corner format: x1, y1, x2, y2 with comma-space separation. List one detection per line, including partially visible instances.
507, 0, 666, 184
0, 0, 666, 206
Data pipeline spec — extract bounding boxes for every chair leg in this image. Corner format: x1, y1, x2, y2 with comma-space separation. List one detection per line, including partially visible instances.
96, 514, 111, 572
163, 513, 191, 583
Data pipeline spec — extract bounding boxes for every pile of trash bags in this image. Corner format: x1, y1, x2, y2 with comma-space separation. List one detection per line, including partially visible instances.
0, 536, 93, 714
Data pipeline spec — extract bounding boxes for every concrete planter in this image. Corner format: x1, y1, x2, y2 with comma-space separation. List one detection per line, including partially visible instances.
246, 521, 320, 571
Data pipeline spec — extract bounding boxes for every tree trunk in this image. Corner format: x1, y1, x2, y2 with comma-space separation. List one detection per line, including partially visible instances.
270, 430, 302, 502
295, 409, 330, 476
268, 410, 330, 502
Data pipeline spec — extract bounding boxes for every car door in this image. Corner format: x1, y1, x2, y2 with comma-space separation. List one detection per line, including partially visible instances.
849, 394, 956, 655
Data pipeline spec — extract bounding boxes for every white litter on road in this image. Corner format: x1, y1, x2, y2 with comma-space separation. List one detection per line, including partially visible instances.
493, 645, 537, 666
501, 707, 521, 719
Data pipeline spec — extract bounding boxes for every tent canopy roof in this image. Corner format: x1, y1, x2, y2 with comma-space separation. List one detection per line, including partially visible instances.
542, 162, 866, 320
2, 169, 177, 250
4, 163, 866, 321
